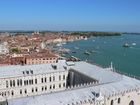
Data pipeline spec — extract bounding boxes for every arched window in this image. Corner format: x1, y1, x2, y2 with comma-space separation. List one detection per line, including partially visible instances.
32, 88, 34, 93
129, 100, 134, 105
45, 86, 47, 90
20, 89, 22, 94
11, 90, 14, 96
42, 86, 44, 91
110, 100, 113, 105
118, 98, 121, 104
25, 89, 27, 94
35, 87, 38, 92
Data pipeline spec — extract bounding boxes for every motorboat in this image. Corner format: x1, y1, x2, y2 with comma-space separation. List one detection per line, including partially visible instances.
123, 43, 130, 47
84, 51, 91, 55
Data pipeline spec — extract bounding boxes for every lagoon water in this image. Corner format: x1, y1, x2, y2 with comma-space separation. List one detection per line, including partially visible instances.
63, 34, 140, 77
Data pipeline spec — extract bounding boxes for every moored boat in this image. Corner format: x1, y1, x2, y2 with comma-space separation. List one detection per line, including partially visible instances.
132, 43, 136, 46
123, 43, 130, 47
84, 51, 91, 55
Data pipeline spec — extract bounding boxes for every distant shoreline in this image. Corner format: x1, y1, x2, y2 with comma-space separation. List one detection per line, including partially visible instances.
0, 30, 140, 36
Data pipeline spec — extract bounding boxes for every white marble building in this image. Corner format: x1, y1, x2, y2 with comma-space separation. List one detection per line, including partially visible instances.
0, 60, 68, 102
0, 60, 140, 105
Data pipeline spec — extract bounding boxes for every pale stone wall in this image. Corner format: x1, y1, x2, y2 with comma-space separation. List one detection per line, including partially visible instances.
105, 89, 140, 105
0, 70, 68, 102
67, 89, 140, 105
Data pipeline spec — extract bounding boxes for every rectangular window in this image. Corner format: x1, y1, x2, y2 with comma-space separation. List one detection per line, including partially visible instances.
59, 83, 61, 88
41, 78, 43, 83
26, 80, 28, 85
6, 81, 8, 88
10, 80, 12, 87
13, 80, 15, 87
24, 80, 26, 86
25, 89, 27, 94
35, 79, 37, 84
53, 76, 55, 81
20, 79, 22, 86
17, 79, 19, 86
31, 79, 33, 84
45, 77, 47, 83
42, 86, 44, 91
49, 77, 51, 82
63, 75, 65, 80
53, 84, 55, 89
26, 71, 29, 74
50, 85, 52, 89
30, 70, 33, 74
63, 83, 65, 87
59, 75, 61, 81
29, 80, 32, 85
32, 88, 34, 93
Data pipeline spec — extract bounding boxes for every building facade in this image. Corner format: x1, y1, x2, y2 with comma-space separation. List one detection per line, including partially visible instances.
0, 60, 140, 105
26, 56, 58, 65
9, 52, 59, 65
0, 60, 68, 102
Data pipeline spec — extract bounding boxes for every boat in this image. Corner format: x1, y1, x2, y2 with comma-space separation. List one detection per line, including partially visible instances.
74, 47, 79, 49
72, 51, 76, 53
62, 42, 66, 45
123, 43, 130, 47
84, 38, 88, 40
84, 51, 91, 55
56, 43, 62, 47
90, 50, 98, 53
132, 43, 136, 46
92, 40, 95, 42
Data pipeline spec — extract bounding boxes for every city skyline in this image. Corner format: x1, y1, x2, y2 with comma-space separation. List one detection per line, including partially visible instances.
0, 0, 140, 32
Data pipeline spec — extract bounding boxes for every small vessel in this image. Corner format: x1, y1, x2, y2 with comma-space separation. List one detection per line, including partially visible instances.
132, 43, 136, 46
92, 40, 95, 42
62, 42, 66, 45
84, 38, 88, 40
72, 51, 76, 53
84, 51, 91, 55
56, 43, 62, 47
90, 50, 98, 53
123, 43, 130, 47
74, 47, 79, 49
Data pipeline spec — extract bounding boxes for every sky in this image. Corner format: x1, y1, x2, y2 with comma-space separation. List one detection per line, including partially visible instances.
0, 0, 140, 32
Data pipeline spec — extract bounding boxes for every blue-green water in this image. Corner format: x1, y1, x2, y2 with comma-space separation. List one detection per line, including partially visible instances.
63, 34, 140, 77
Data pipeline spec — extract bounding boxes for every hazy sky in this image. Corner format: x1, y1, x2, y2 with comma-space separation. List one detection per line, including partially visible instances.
0, 0, 140, 32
